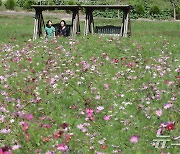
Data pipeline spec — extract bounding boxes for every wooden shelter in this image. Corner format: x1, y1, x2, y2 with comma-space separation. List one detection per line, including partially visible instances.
82, 5, 131, 37
32, 5, 80, 40
32, 5, 131, 40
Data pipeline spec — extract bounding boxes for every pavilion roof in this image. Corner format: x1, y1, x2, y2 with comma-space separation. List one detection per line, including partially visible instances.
32, 5, 132, 11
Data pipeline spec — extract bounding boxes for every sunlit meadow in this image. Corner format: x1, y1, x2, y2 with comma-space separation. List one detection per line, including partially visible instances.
0, 15, 180, 153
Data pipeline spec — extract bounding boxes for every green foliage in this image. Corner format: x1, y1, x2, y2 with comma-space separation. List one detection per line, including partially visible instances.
49, 0, 55, 5
150, 5, 161, 15
93, 9, 119, 18
23, 0, 36, 10
5, 0, 16, 10
65, 0, 76, 5
16, 0, 25, 7
53, 0, 65, 5
176, 6, 180, 19
135, 5, 145, 15
0, 0, 2, 6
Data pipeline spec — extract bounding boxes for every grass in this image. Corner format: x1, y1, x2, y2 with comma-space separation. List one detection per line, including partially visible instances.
0, 14, 180, 154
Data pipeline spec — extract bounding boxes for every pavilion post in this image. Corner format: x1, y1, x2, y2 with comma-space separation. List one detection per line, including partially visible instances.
77, 11, 80, 34
38, 12, 44, 38
84, 9, 94, 36
120, 9, 131, 37
33, 10, 39, 40
127, 10, 131, 36
84, 12, 89, 36
72, 10, 80, 38
90, 11, 94, 34
33, 10, 43, 40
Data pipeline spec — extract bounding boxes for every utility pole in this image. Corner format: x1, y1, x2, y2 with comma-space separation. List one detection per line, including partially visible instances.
117, 0, 120, 19
169, 0, 177, 20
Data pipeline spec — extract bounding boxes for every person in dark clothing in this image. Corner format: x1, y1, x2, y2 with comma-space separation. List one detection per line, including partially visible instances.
57, 20, 70, 37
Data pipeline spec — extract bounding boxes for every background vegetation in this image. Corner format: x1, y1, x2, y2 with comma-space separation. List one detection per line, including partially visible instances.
0, 0, 180, 19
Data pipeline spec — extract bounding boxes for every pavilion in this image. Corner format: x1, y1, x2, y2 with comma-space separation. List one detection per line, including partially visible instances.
32, 5, 132, 40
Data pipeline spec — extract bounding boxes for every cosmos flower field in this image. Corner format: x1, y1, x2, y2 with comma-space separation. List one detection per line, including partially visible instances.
0, 16, 180, 153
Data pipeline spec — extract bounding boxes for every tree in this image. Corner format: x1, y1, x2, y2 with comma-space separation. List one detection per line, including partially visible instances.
169, 0, 178, 20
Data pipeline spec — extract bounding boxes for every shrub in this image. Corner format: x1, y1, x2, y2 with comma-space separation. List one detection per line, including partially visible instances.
53, 0, 65, 5
16, 0, 25, 7
0, 0, 2, 6
23, 0, 36, 10
5, 0, 16, 10
135, 4, 145, 16
150, 5, 160, 15
49, 0, 55, 5
65, 0, 76, 5
176, 6, 180, 20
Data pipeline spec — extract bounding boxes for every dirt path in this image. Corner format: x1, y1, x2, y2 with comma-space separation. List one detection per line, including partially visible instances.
0, 10, 85, 21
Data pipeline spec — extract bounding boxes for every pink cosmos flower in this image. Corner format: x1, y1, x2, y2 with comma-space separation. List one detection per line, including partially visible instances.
86, 108, 94, 118
50, 78, 55, 85
77, 124, 84, 130
26, 57, 32, 62
164, 103, 173, 109
36, 97, 41, 103
104, 84, 109, 90
0, 129, 11, 134
54, 131, 63, 139
0, 106, 7, 112
46, 151, 55, 154
155, 109, 163, 117
104, 115, 111, 121
95, 95, 101, 100
91, 88, 96, 93
96, 152, 104, 154
0, 76, 5, 80
57, 144, 68, 152
25, 114, 33, 121
167, 123, 174, 131
114, 58, 119, 63
61, 123, 68, 129
23, 122, 29, 132
0, 146, 12, 154
145, 65, 151, 70
156, 122, 175, 135
98, 139, 105, 145
12, 145, 21, 151
43, 124, 51, 129
0, 115, 5, 123
81, 127, 87, 132
96, 106, 104, 113
71, 105, 77, 109
83, 63, 90, 71
81, 61, 90, 71
25, 133, 30, 142
103, 53, 109, 61
130, 135, 139, 143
